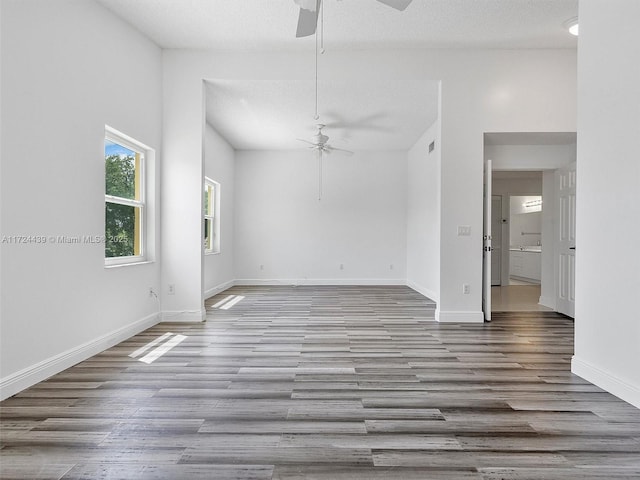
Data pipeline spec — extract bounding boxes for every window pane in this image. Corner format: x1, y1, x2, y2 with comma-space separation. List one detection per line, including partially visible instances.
204, 185, 210, 216
105, 139, 141, 200
105, 202, 141, 257
204, 218, 212, 250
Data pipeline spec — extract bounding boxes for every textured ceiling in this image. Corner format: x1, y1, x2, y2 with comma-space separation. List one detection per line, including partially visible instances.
97, 0, 579, 50
96, 0, 579, 151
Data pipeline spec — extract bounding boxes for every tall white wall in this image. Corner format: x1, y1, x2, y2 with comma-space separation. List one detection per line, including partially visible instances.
435, 51, 575, 322
406, 119, 440, 301
573, 0, 640, 408
203, 124, 235, 297
234, 150, 407, 283
162, 48, 576, 322
0, 0, 162, 399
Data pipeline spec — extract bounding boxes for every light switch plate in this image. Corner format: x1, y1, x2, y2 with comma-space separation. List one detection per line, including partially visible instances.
457, 225, 471, 236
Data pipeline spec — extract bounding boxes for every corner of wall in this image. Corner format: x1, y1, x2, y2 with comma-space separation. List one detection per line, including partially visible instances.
204, 279, 235, 300
160, 308, 206, 323
572, 356, 640, 410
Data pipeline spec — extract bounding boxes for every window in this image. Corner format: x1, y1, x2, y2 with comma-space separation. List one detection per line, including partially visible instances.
104, 127, 149, 265
204, 178, 220, 254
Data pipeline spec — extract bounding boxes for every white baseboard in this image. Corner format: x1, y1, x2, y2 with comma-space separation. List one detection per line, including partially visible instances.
509, 275, 541, 285
571, 356, 640, 410
539, 295, 556, 310
436, 310, 485, 323
204, 279, 235, 300
406, 280, 439, 303
234, 278, 406, 286
0, 312, 160, 401
161, 308, 206, 322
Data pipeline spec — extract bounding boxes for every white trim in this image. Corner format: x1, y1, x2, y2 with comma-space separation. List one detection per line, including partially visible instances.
538, 295, 557, 310
436, 310, 485, 323
0, 312, 160, 401
104, 125, 153, 266
509, 275, 541, 285
105, 195, 144, 209
104, 260, 154, 269
105, 125, 152, 152
204, 279, 235, 300
234, 278, 406, 286
203, 178, 220, 255
406, 280, 439, 303
571, 356, 640, 410
104, 254, 146, 267
161, 308, 206, 323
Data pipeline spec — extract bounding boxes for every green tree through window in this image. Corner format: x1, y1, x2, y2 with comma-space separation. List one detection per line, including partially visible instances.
105, 135, 144, 261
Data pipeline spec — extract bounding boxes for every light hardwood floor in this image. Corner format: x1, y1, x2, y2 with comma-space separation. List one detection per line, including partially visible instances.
1, 285, 639, 479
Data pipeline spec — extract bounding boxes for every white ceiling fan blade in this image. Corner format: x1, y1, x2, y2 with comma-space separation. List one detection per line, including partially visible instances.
325, 145, 354, 156
375, 0, 413, 11
295, 0, 320, 38
297, 138, 317, 146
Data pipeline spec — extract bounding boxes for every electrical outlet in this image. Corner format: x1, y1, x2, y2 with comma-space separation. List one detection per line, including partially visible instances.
168, 284, 175, 295
462, 284, 470, 294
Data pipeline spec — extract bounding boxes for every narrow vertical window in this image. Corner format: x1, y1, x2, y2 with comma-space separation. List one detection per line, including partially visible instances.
105, 127, 149, 265
204, 178, 220, 254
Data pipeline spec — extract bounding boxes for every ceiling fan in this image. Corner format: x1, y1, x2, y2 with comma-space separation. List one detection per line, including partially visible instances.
297, 124, 354, 156
294, 0, 413, 38
298, 124, 353, 200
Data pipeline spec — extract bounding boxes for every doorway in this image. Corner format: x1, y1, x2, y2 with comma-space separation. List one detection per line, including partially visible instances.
483, 132, 577, 317
490, 177, 549, 312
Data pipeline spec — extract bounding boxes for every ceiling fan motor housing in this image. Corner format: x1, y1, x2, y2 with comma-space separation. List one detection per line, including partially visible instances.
314, 132, 329, 145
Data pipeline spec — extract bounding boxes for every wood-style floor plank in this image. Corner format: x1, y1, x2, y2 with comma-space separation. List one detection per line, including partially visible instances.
2, 285, 639, 479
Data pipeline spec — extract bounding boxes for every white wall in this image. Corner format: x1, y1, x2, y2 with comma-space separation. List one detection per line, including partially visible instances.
573, 0, 640, 408
487, 144, 576, 170
492, 177, 542, 197
234, 150, 407, 284
162, 48, 576, 323
203, 124, 235, 298
0, 0, 162, 399
406, 119, 440, 301
510, 210, 542, 247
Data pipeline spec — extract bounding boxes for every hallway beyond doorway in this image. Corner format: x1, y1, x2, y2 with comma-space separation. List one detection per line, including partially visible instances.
491, 284, 553, 312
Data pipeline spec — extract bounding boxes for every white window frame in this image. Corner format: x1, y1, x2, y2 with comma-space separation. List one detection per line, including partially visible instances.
204, 178, 220, 255
104, 126, 150, 267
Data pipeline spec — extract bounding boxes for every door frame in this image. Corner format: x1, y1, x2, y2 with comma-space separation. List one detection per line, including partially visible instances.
482, 159, 492, 321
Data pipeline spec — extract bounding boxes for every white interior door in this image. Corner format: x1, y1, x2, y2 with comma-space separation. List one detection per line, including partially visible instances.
491, 195, 502, 286
556, 162, 576, 317
483, 160, 492, 321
